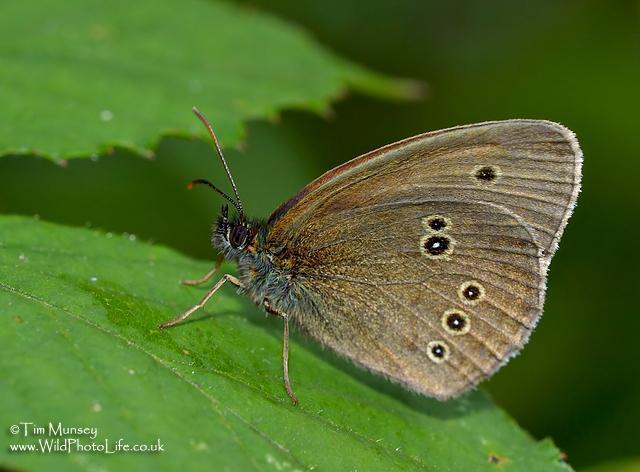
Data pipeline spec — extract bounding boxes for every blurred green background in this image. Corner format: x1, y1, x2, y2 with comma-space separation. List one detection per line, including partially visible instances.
1, 0, 638, 469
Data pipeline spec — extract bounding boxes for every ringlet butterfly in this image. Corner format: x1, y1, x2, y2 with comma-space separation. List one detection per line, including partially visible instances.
159, 107, 582, 405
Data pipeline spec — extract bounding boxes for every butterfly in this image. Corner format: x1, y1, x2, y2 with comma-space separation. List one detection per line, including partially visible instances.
159, 107, 582, 405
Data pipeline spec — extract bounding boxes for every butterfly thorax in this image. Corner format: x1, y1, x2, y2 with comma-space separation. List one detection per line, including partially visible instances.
212, 207, 305, 315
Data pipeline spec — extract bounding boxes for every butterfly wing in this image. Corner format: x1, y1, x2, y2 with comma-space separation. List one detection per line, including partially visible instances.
267, 120, 582, 399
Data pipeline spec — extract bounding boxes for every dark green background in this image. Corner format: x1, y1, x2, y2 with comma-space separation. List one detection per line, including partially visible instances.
1, 0, 638, 468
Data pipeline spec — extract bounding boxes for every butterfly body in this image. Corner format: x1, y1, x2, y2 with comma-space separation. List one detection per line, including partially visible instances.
211, 209, 307, 316
161, 111, 582, 403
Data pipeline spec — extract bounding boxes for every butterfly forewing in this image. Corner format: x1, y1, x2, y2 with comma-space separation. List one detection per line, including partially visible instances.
267, 120, 581, 398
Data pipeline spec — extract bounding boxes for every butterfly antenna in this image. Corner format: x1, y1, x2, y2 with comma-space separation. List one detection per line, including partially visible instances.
187, 179, 243, 215
192, 106, 244, 216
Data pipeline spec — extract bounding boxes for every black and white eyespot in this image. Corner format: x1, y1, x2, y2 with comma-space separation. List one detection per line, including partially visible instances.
427, 340, 450, 363
442, 309, 470, 335
420, 234, 455, 258
473, 165, 501, 184
422, 215, 451, 232
458, 281, 485, 305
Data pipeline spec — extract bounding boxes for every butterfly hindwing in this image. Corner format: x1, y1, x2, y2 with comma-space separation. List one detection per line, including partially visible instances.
266, 120, 581, 398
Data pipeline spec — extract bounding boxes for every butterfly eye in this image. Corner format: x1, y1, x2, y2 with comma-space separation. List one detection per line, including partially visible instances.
229, 224, 250, 248
427, 341, 449, 363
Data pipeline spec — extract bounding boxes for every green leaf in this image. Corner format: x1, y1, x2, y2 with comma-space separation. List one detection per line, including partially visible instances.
0, 0, 418, 161
583, 459, 640, 472
0, 216, 570, 471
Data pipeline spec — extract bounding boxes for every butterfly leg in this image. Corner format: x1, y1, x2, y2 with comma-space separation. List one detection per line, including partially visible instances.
180, 256, 223, 286
158, 274, 243, 329
264, 299, 299, 406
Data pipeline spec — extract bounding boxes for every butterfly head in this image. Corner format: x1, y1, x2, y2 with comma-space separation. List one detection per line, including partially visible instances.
212, 204, 263, 262
217, 204, 254, 247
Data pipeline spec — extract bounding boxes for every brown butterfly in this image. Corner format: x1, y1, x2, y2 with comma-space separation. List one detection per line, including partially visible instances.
159, 107, 582, 405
